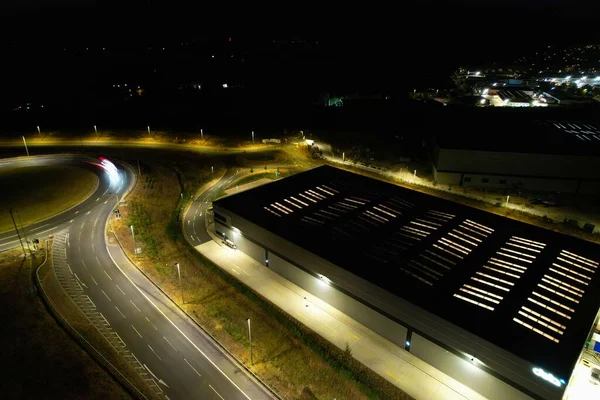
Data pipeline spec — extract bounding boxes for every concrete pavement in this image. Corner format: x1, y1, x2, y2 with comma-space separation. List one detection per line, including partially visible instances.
196, 240, 486, 400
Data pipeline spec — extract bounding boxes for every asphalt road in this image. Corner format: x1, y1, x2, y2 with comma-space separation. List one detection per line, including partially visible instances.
185, 169, 245, 246
0, 155, 274, 400
0, 154, 111, 252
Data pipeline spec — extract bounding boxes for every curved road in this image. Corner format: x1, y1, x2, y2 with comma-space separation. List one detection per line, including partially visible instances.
0, 155, 274, 400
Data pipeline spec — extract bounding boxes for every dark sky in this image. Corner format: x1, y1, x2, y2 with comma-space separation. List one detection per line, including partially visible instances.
0, 0, 598, 67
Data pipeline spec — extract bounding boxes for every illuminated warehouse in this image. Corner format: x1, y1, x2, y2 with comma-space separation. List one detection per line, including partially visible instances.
213, 165, 600, 400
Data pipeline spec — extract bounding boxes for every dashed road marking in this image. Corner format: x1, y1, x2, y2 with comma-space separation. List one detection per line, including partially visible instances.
184, 358, 202, 378
115, 306, 126, 318
101, 290, 111, 302
90, 274, 98, 285
131, 324, 142, 338
104, 270, 112, 280
130, 300, 141, 312
163, 336, 177, 352
148, 344, 162, 361
209, 384, 225, 400
116, 284, 126, 295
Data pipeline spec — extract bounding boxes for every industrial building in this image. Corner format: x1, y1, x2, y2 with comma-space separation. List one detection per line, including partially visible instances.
432, 118, 600, 194
213, 165, 600, 400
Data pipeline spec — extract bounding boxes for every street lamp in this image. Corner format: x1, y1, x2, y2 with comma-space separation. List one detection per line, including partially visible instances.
342, 152, 345, 162
200, 128, 203, 140
22, 136, 29, 156
251, 131, 254, 143
505, 195, 510, 208
175, 262, 184, 304
94, 125, 98, 136
147, 125, 151, 135
36, 125, 41, 136
130, 225, 137, 257
246, 318, 253, 365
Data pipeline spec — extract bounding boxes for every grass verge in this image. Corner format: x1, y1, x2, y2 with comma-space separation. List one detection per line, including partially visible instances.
112, 159, 411, 400
0, 165, 98, 232
0, 246, 132, 399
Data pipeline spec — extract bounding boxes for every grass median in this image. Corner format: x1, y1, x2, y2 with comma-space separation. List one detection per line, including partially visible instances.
111, 158, 411, 400
0, 247, 132, 399
0, 165, 98, 232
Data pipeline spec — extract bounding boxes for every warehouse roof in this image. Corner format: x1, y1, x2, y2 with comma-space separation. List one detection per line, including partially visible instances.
216, 165, 600, 379
434, 110, 600, 155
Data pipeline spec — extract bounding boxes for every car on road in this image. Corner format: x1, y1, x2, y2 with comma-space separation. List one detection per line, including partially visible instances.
223, 238, 237, 249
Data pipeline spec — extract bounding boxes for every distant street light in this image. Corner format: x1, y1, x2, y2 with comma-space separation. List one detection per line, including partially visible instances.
147, 125, 151, 135
505, 195, 510, 208
246, 318, 253, 365
94, 125, 98, 136
200, 128, 203, 140
414, 169, 417, 177
251, 131, 255, 143
175, 262, 184, 304
22, 136, 29, 156
342, 152, 345, 162
36, 126, 41, 135
211, 166, 214, 174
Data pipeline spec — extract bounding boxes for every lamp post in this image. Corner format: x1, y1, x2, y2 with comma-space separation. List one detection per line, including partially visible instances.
22, 136, 29, 156
175, 262, 184, 304
201, 128, 203, 140
147, 125, 151, 136
505, 195, 510, 208
16, 210, 33, 257
251, 130, 254, 143
246, 318, 253, 365
9, 209, 27, 259
36, 125, 41, 135
342, 152, 345, 162
94, 125, 98, 137
130, 225, 137, 257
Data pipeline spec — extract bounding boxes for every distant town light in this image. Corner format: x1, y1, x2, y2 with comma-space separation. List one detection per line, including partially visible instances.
222, 83, 228, 88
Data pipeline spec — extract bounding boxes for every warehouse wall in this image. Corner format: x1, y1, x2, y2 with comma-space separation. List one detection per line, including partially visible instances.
268, 252, 408, 348
215, 222, 266, 264
411, 333, 536, 400
437, 149, 600, 180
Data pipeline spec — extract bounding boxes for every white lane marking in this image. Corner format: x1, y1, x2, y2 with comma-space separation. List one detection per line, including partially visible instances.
74, 273, 88, 288
130, 300, 141, 312
86, 211, 91, 215
104, 270, 112, 280
163, 336, 177, 352
104, 200, 108, 204
87, 296, 96, 308
101, 290, 111, 302
90, 274, 98, 285
96, 197, 100, 201
91, 229, 94, 240
144, 364, 169, 387
96, 256, 101, 265
209, 384, 225, 400
148, 344, 162, 361
66, 233, 70, 247
199, 212, 202, 217
131, 324, 142, 338
92, 243, 95, 252
67, 264, 73, 275
115, 306, 126, 318
75, 210, 79, 214
94, 217, 99, 228
146, 316, 158, 330
81, 222, 85, 230
184, 358, 202, 377
116, 284, 126, 295
69, 219, 74, 223
106, 245, 252, 400
30, 223, 50, 232
188, 220, 191, 225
